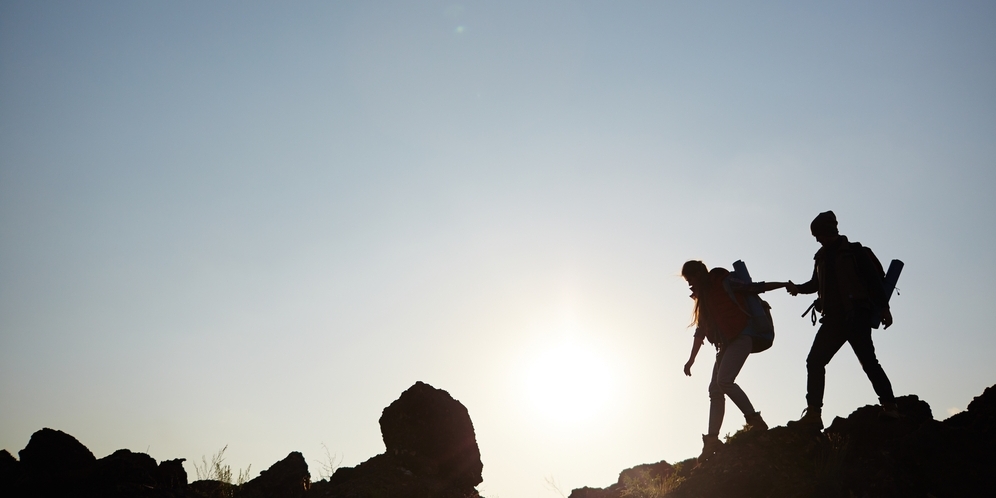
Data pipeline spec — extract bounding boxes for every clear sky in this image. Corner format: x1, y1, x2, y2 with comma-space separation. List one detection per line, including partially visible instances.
1, 2, 994, 497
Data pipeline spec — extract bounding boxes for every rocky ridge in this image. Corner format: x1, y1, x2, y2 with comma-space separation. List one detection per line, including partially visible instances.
3, 382, 993, 497
570, 384, 996, 498
0, 381, 482, 498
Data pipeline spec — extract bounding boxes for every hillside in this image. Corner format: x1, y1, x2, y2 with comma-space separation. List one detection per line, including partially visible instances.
2, 382, 993, 497
570, 385, 996, 498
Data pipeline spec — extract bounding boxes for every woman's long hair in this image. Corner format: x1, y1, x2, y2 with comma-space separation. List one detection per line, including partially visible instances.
681, 260, 711, 327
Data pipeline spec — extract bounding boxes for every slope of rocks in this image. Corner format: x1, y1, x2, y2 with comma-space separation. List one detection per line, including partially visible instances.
0, 381, 482, 498
570, 384, 996, 498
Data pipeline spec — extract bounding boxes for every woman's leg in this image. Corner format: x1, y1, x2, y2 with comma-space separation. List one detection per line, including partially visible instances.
707, 348, 725, 436
716, 334, 757, 417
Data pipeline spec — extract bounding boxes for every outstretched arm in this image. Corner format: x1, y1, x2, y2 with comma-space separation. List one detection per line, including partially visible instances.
755, 281, 788, 292
787, 265, 819, 296
684, 333, 704, 376
727, 278, 788, 294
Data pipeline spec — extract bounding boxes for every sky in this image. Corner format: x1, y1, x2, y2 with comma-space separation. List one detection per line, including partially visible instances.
1, 1, 994, 497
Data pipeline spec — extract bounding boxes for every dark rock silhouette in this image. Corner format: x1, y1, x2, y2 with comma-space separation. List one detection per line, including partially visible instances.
88, 449, 161, 496
0, 449, 21, 497
570, 460, 676, 498
570, 385, 996, 498
2, 428, 180, 497
380, 381, 484, 488
310, 381, 484, 498
240, 451, 310, 498
188, 478, 233, 498
9, 381, 990, 497
19, 427, 96, 475
156, 458, 188, 494
0, 381, 483, 498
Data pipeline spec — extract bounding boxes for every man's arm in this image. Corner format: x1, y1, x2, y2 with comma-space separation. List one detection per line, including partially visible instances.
787, 264, 819, 295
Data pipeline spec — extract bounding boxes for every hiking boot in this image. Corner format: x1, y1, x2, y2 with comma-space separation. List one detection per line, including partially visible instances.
745, 411, 768, 432
880, 402, 901, 420
787, 407, 824, 431
697, 434, 723, 462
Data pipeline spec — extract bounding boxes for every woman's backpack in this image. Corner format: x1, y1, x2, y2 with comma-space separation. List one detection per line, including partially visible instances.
726, 260, 775, 353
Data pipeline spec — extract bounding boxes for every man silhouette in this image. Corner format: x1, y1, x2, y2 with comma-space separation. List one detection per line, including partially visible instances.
786, 211, 899, 430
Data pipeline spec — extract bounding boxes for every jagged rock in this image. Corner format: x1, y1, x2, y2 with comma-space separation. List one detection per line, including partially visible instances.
379, 381, 483, 488
188, 479, 235, 498
13, 428, 98, 496
87, 448, 160, 497
240, 451, 310, 498
0, 449, 17, 470
944, 384, 996, 432
19, 427, 96, 475
312, 381, 483, 498
3, 429, 190, 498
893, 385, 996, 497
156, 458, 188, 493
89, 453, 188, 497
0, 449, 21, 497
568, 460, 675, 498
313, 453, 479, 498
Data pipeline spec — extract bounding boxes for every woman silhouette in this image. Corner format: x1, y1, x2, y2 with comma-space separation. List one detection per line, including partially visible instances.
681, 260, 787, 462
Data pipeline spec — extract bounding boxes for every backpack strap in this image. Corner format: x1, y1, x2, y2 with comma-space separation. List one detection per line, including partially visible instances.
801, 300, 819, 326
722, 278, 751, 317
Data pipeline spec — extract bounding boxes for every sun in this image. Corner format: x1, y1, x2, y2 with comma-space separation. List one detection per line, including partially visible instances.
523, 339, 615, 426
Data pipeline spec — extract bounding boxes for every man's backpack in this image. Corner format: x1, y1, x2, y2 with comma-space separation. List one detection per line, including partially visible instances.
726, 260, 775, 353
854, 243, 904, 329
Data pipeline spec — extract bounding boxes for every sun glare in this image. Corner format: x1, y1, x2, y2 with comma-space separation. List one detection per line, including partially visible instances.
524, 340, 614, 427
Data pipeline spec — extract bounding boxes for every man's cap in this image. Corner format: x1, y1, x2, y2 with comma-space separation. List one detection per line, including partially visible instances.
810, 210, 839, 237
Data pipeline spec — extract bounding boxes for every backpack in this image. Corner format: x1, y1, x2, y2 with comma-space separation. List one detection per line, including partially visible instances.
725, 260, 775, 353
854, 244, 904, 329
803, 242, 904, 328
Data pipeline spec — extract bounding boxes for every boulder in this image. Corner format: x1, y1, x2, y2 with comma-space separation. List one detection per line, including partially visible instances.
240, 451, 310, 498
15, 428, 97, 496
18, 428, 96, 475
87, 448, 159, 496
379, 381, 483, 488
314, 381, 484, 498
156, 458, 188, 492
9, 429, 189, 498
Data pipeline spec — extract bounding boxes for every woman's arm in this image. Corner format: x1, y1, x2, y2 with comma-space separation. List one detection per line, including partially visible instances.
684, 333, 704, 376
755, 281, 788, 292
727, 277, 788, 294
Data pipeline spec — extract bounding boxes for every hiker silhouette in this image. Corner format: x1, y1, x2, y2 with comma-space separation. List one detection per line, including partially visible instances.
680, 260, 788, 462
785, 210, 900, 430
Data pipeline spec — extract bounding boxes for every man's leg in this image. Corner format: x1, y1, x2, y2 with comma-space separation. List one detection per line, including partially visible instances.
846, 312, 896, 405
806, 319, 849, 409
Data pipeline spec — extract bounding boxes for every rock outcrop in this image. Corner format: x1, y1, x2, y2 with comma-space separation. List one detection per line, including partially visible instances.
570, 385, 996, 498
8, 381, 990, 497
0, 381, 484, 498
240, 451, 310, 498
2, 428, 182, 498
310, 381, 484, 498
